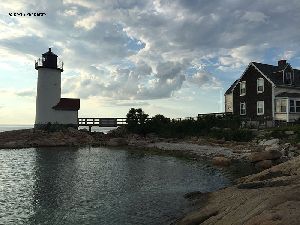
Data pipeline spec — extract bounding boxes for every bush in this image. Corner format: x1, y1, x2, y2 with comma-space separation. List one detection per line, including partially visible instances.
124, 108, 251, 141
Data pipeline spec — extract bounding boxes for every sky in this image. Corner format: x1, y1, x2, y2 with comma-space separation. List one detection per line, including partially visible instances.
1, 0, 300, 124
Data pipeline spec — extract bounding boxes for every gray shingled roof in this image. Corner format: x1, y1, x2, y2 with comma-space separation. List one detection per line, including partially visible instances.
252, 62, 300, 86
225, 61, 300, 95
276, 92, 300, 98
225, 79, 239, 95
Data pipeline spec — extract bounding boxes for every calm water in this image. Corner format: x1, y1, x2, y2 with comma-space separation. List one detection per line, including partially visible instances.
0, 125, 114, 133
0, 146, 242, 225
0, 125, 33, 132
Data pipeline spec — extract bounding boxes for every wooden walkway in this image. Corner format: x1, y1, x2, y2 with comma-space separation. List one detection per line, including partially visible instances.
78, 118, 127, 131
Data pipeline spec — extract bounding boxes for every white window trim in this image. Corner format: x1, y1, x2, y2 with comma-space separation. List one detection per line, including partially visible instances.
240, 102, 246, 115
283, 72, 292, 85
275, 98, 287, 113
289, 99, 300, 113
257, 101, 264, 115
240, 81, 246, 96
257, 78, 264, 93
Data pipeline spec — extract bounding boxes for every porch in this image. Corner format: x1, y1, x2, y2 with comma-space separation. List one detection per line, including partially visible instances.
274, 92, 300, 122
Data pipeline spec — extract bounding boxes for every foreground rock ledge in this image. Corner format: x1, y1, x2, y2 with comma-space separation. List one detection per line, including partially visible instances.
0, 128, 98, 148
176, 156, 300, 225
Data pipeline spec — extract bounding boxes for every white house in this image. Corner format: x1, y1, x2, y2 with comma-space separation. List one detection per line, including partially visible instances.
34, 48, 80, 128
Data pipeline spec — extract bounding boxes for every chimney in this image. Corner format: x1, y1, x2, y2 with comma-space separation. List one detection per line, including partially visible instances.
278, 60, 287, 68
49, 48, 51, 52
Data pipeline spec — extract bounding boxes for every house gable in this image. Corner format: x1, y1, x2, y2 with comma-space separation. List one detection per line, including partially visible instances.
232, 64, 273, 119
226, 63, 274, 96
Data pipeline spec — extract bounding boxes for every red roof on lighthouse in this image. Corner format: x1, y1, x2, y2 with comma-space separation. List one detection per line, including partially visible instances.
52, 98, 80, 111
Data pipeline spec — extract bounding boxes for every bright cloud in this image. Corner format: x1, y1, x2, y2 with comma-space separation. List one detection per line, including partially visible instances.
1, 0, 300, 123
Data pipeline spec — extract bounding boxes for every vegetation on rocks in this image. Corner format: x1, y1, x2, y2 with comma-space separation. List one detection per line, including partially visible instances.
264, 124, 300, 143
125, 108, 254, 142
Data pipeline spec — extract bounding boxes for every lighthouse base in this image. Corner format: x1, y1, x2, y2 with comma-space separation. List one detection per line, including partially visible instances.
34, 123, 78, 131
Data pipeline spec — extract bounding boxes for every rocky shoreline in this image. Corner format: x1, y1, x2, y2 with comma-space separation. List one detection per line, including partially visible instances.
0, 128, 295, 159
175, 155, 300, 225
1, 128, 300, 224
1, 128, 299, 169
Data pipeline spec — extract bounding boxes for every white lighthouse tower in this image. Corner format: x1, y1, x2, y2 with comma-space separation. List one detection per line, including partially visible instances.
35, 48, 80, 129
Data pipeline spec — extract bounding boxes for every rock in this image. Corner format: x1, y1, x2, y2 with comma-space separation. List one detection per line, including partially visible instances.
255, 160, 273, 170
288, 134, 297, 139
288, 151, 296, 158
146, 133, 159, 139
3, 140, 27, 148
284, 130, 294, 135
107, 126, 127, 137
265, 143, 280, 151
260, 139, 280, 146
249, 150, 282, 162
68, 127, 79, 134
212, 156, 231, 167
237, 178, 292, 189
289, 146, 298, 152
258, 139, 266, 145
244, 211, 283, 225
177, 208, 219, 225
79, 128, 88, 132
177, 156, 300, 225
107, 138, 127, 146
184, 191, 205, 199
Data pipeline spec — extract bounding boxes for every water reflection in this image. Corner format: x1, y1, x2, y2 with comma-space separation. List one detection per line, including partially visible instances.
29, 147, 79, 225
0, 147, 248, 225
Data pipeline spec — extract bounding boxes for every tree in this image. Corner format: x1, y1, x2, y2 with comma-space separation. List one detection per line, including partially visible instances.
126, 108, 149, 133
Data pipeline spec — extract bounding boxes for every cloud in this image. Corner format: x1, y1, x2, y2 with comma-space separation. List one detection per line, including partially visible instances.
63, 60, 189, 100
15, 90, 35, 97
74, 12, 106, 30
186, 71, 221, 89
241, 11, 268, 23
1, 0, 300, 104
281, 50, 296, 60
106, 100, 149, 107
217, 44, 268, 70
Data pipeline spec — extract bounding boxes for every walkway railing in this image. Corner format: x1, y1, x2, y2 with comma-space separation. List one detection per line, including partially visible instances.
78, 113, 231, 131
78, 118, 127, 127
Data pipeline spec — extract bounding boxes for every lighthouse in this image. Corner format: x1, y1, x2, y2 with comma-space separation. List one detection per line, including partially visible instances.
34, 48, 80, 129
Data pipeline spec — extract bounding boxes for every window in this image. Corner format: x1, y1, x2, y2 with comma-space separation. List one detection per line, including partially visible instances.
297, 101, 300, 112
275, 99, 287, 113
284, 72, 292, 84
290, 100, 300, 113
240, 102, 246, 115
257, 101, 264, 115
257, 78, 264, 93
240, 81, 246, 96
290, 100, 295, 113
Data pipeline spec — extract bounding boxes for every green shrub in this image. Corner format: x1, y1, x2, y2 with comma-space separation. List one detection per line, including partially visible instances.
125, 108, 249, 140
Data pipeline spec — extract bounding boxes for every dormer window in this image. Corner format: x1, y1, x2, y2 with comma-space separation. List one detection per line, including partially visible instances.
257, 78, 264, 93
284, 72, 292, 85
240, 81, 246, 96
